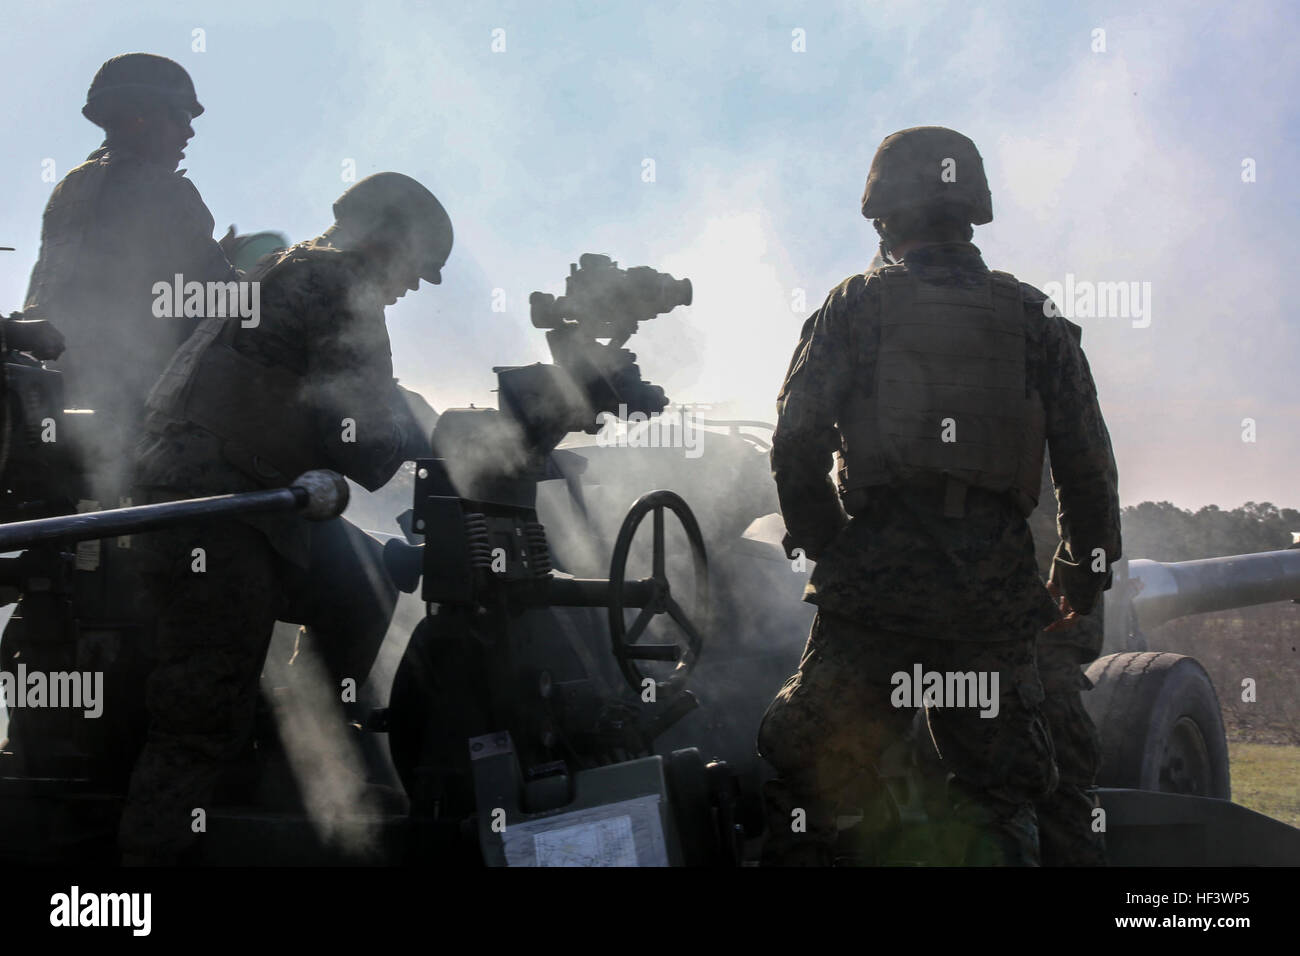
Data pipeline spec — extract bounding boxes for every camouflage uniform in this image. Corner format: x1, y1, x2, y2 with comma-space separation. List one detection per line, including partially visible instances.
1028, 458, 1111, 866
760, 613, 1055, 865
115, 519, 281, 861
119, 239, 431, 863
25, 144, 235, 493
759, 241, 1120, 865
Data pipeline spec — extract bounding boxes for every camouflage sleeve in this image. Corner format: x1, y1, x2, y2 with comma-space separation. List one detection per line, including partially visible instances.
769, 276, 864, 559
104, 165, 236, 287
304, 269, 425, 491
163, 176, 238, 285
1033, 291, 1122, 615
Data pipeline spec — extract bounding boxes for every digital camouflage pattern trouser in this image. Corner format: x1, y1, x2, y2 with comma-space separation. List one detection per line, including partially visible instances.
758, 610, 1058, 866
117, 520, 284, 863
1036, 627, 1107, 866
116, 505, 397, 863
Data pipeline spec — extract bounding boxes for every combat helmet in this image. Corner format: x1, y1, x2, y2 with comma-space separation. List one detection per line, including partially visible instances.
860, 126, 992, 225
83, 53, 204, 128
332, 173, 454, 283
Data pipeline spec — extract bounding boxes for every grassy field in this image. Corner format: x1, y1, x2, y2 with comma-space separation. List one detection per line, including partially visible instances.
1228, 741, 1300, 828
1150, 603, 1299, 832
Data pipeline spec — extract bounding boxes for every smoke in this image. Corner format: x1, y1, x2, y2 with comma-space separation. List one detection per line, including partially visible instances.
261, 623, 387, 861
342, 419, 817, 809
536, 430, 815, 779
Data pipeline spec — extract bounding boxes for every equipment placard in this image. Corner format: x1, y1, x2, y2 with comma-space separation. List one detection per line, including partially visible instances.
502, 794, 668, 867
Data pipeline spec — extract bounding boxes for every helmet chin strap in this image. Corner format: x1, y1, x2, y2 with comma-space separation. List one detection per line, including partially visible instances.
873, 218, 899, 264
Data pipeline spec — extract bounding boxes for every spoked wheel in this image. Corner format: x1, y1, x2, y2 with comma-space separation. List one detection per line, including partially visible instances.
607, 490, 708, 699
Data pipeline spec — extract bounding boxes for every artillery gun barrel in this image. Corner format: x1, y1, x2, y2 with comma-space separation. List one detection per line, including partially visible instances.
0, 469, 349, 551
1128, 549, 1300, 631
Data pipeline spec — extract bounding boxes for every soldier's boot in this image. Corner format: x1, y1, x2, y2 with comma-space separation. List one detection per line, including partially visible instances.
948, 778, 1041, 866
759, 777, 836, 866
1037, 783, 1107, 866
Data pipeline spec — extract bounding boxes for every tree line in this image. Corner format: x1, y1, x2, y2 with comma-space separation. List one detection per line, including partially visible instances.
1118, 501, 1299, 563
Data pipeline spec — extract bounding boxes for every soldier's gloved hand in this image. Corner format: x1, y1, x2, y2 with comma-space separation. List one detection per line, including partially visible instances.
1044, 575, 1080, 632
782, 531, 818, 563
781, 531, 799, 560
5, 317, 66, 360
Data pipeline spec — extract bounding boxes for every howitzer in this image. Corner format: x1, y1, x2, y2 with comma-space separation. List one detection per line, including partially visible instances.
1103, 549, 1300, 648
382, 254, 745, 866
1076, 549, 1300, 864
1089, 548, 1300, 787
385, 251, 703, 697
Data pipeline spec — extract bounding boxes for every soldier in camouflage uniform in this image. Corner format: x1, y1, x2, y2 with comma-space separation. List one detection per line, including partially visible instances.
1, 54, 234, 775
23, 52, 235, 493
758, 127, 1121, 866
118, 173, 452, 864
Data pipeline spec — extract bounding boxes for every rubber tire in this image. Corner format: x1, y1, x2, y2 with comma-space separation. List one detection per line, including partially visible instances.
1084, 651, 1231, 800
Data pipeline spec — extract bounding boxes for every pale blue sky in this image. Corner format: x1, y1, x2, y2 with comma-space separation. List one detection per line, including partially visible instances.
2, 0, 1297, 509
